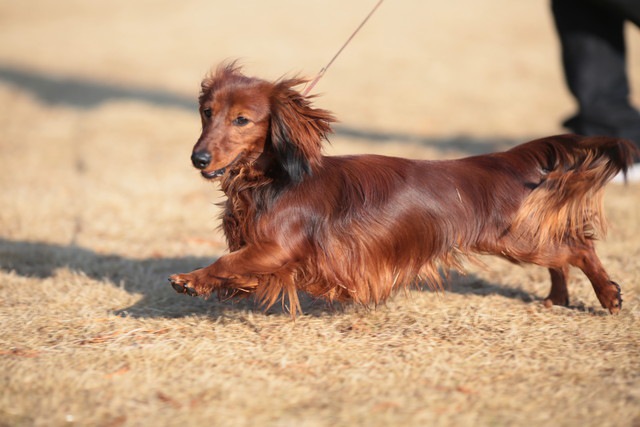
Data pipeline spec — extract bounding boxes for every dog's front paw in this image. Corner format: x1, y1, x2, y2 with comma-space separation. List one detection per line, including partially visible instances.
169, 270, 214, 298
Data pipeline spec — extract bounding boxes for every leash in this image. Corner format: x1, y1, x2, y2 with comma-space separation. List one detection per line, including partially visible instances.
302, 0, 384, 96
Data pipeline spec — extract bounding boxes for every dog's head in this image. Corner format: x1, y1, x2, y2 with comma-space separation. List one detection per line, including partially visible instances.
191, 62, 335, 183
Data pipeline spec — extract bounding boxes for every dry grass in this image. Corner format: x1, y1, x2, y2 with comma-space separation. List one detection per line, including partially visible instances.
1, 1, 640, 426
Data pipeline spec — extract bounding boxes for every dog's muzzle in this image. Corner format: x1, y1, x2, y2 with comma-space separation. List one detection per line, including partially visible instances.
192, 151, 244, 180
191, 151, 212, 170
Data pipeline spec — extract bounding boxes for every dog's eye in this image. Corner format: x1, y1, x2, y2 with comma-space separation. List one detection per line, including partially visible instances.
203, 108, 212, 118
233, 116, 250, 126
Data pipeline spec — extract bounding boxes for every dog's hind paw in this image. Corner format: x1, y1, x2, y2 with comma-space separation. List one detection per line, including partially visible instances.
169, 274, 201, 297
605, 281, 623, 315
543, 295, 569, 309
594, 280, 623, 314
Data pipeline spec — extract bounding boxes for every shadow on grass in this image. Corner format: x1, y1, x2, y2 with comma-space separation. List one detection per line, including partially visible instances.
0, 238, 546, 319
443, 270, 536, 303
0, 238, 224, 318
0, 64, 519, 156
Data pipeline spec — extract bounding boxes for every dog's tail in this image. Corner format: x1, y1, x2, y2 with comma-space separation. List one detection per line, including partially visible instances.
510, 134, 638, 247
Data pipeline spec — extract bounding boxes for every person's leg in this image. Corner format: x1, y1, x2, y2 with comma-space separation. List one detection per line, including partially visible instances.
590, 0, 640, 27
552, 0, 640, 145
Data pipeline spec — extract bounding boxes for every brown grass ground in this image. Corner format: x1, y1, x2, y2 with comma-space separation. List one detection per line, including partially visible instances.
1, 1, 639, 426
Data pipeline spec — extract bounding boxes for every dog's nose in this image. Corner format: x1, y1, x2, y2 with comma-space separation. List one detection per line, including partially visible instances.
191, 151, 211, 170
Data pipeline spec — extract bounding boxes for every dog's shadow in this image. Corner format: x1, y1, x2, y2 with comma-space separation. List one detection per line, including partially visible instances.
438, 270, 536, 303
0, 238, 541, 319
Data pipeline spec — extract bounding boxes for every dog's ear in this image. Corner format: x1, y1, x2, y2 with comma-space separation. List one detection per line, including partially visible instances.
269, 78, 334, 183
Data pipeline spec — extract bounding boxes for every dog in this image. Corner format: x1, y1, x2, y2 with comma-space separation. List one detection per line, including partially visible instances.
169, 62, 638, 316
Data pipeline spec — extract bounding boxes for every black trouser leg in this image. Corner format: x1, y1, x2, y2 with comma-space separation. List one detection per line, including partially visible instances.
551, 0, 640, 146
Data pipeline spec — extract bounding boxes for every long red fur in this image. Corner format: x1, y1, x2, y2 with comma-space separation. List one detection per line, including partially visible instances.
169, 63, 639, 316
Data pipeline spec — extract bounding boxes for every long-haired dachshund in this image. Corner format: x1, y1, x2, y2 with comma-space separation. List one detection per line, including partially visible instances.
170, 63, 638, 316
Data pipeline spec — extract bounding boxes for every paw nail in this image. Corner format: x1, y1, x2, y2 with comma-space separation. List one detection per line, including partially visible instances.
170, 281, 185, 293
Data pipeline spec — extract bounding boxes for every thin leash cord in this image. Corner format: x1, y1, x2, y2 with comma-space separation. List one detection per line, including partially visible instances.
302, 0, 384, 96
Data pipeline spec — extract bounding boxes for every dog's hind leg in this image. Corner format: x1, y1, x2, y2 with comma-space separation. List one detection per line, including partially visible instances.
544, 265, 570, 308
569, 242, 622, 314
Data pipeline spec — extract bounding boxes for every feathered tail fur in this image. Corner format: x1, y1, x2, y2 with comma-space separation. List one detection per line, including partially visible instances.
511, 134, 638, 248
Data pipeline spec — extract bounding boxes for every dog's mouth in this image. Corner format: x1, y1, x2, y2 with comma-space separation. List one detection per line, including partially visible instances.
200, 152, 244, 180
201, 167, 226, 179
